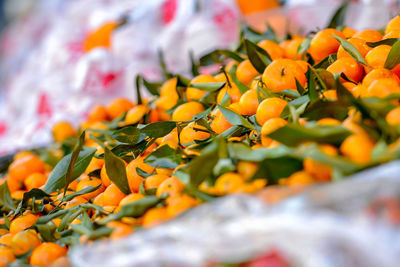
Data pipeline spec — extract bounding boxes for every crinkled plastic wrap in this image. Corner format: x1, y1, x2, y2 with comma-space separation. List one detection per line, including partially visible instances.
69, 161, 400, 267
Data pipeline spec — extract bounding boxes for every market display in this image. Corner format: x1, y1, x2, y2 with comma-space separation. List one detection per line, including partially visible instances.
2, 2, 400, 266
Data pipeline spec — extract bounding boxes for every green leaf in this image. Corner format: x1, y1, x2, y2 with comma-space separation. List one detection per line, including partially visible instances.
244, 39, 272, 73
297, 38, 311, 57
35, 149, 61, 168
103, 112, 127, 129
102, 196, 163, 224
189, 139, 220, 187
36, 210, 69, 225
199, 91, 218, 105
44, 147, 96, 193
57, 235, 80, 247
199, 49, 244, 66
253, 157, 303, 184
189, 82, 226, 92
14, 188, 49, 215
268, 124, 351, 147
81, 212, 93, 229
303, 100, 348, 121
110, 126, 140, 144
313, 54, 337, 69
135, 75, 143, 105
87, 137, 105, 155
138, 180, 158, 196
326, 1, 349, 28
257, 81, 278, 102
77, 203, 106, 212
193, 107, 213, 121
142, 77, 161, 96
219, 91, 231, 107
228, 142, 292, 161
84, 218, 95, 234
144, 145, 181, 169
296, 143, 360, 174
306, 67, 318, 103
316, 69, 336, 89
58, 209, 82, 232
7, 260, 32, 267
295, 78, 306, 95
371, 139, 389, 162
109, 141, 149, 158
286, 102, 304, 123
213, 158, 236, 176
144, 188, 157, 196
0, 154, 13, 175
228, 65, 250, 94
158, 49, 172, 79
218, 105, 255, 129
172, 165, 190, 184
62, 185, 102, 202
189, 50, 200, 76
36, 224, 55, 242
279, 89, 301, 99
336, 77, 357, 106
87, 226, 113, 240
384, 93, 400, 100
219, 125, 244, 138
353, 97, 399, 143
281, 95, 310, 120
362, 97, 398, 116
104, 147, 131, 195
336, 75, 352, 88
3, 216, 10, 229
176, 75, 190, 87
140, 121, 177, 138
366, 38, 400, 48
332, 34, 369, 66
311, 67, 329, 90
138, 181, 146, 195
0, 182, 15, 211
184, 185, 217, 202
384, 39, 400, 69
241, 23, 278, 43
195, 121, 215, 139
63, 131, 86, 196
134, 168, 152, 179
264, 24, 279, 43
69, 224, 91, 236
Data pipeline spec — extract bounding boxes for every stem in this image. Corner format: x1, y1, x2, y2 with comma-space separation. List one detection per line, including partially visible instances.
220, 66, 232, 88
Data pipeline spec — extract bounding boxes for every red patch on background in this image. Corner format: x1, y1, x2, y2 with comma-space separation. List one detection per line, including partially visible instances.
0, 122, 7, 136
161, 0, 177, 25
36, 120, 46, 131
82, 63, 122, 93
66, 40, 84, 62
102, 72, 117, 88
213, 3, 236, 26
37, 93, 52, 117
245, 249, 290, 267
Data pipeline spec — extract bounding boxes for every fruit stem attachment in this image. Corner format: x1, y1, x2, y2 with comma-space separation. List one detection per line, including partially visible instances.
220, 66, 232, 88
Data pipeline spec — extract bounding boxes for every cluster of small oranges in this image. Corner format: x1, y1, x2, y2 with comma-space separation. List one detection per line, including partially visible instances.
2, 15, 400, 267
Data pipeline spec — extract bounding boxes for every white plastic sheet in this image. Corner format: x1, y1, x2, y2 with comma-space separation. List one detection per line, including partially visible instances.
70, 161, 400, 267
0, 0, 239, 155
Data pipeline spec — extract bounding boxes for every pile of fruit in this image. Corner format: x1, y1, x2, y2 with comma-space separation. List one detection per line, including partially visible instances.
2, 7, 400, 266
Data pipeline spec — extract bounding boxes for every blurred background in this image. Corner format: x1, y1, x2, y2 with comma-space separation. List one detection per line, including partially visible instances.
0, 0, 399, 155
